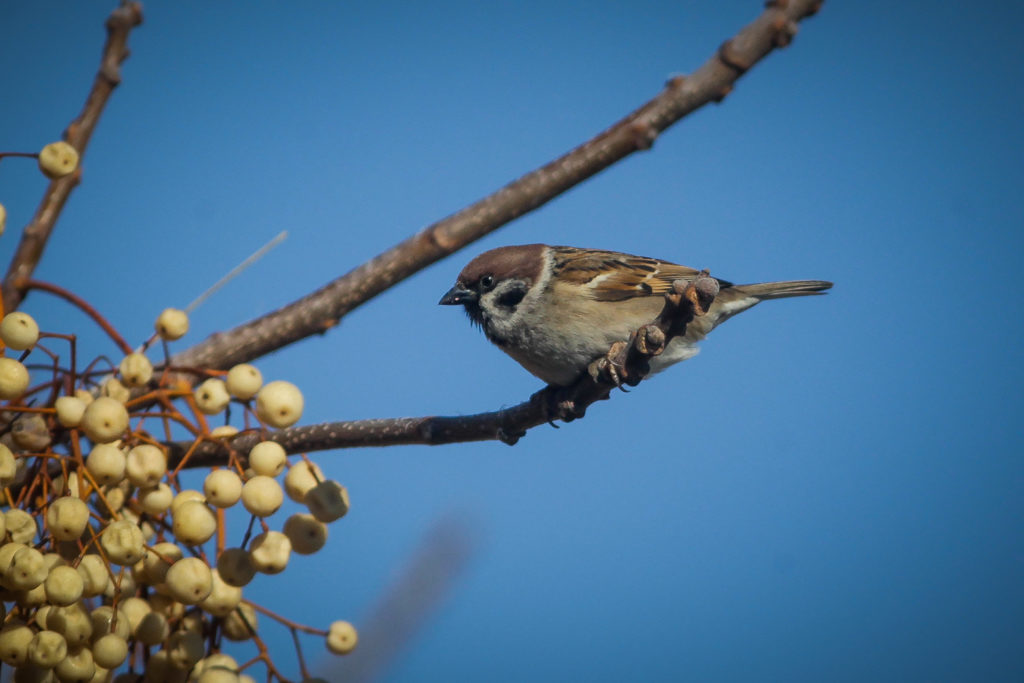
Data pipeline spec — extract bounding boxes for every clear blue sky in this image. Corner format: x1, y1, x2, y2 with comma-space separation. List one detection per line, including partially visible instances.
1, 1, 1021, 681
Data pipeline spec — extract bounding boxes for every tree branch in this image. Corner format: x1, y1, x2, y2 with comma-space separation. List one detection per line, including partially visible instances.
2, 3, 144, 314
169, 275, 720, 468
170, 0, 823, 372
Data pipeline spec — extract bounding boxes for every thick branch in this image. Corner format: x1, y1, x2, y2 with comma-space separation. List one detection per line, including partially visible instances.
2, 3, 144, 313
171, 0, 822, 371
169, 275, 720, 468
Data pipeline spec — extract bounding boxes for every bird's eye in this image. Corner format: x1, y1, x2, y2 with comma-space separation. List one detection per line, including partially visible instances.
480, 275, 495, 291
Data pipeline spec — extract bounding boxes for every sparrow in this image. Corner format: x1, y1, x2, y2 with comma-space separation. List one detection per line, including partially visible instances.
439, 244, 832, 387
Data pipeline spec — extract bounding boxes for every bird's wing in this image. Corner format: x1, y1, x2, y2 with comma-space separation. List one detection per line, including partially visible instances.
549, 247, 722, 302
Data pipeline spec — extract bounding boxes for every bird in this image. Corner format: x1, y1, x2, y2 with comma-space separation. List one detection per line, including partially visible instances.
439, 244, 832, 387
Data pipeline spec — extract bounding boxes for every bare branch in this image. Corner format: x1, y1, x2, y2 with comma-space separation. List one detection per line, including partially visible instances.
168, 274, 720, 468
170, 0, 823, 371
2, 3, 144, 313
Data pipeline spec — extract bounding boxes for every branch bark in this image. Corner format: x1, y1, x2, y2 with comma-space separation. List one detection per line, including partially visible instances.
169, 274, 720, 468
170, 0, 822, 372
2, 3, 144, 314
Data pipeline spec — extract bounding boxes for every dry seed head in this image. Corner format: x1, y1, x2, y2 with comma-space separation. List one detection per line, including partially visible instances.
155, 308, 189, 341
47, 496, 89, 542
241, 475, 283, 517
118, 353, 152, 387
226, 364, 262, 400
0, 312, 39, 350
55, 396, 87, 427
164, 557, 212, 605
0, 357, 29, 399
80, 398, 129, 444
326, 621, 358, 655
100, 520, 145, 565
125, 444, 166, 488
249, 440, 286, 477
38, 141, 79, 179
203, 469, 242, 509
248, 531, 291, 574
283, 513, 327, 555
194, 378, 230, 415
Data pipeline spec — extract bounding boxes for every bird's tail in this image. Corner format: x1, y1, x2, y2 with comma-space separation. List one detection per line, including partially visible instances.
731, 280, 833, 300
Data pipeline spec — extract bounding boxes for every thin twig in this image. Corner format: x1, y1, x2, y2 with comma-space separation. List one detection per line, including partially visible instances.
2, 3, 143, 313
170, 0, 822, 372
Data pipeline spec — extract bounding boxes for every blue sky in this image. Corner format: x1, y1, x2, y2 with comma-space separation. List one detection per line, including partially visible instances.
1, 1, 1021, 681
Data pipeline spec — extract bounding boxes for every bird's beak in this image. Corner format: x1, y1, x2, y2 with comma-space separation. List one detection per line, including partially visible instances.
439, 285, 476, 305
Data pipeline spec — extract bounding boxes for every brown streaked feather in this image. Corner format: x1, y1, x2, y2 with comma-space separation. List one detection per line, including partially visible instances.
548, 246, 730, 302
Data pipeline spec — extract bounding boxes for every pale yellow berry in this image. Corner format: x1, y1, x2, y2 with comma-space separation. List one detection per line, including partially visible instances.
44, 565, 83, 606
77, 555, 108, 598
138, 482, 173, 516
0, 443, 17, 486
100, 520, 145, 565
239, 677, 257, 683
103, 566, 136, 600
118, 353, 152, 387
198, 569, 241, 617
99, 377, 130, 404
0, 357, 30, 399
194, 378, 230, 415
125, 444, 166, 487
74, 389, 94, 405
12, 414, 52, 451
248, 531, 290, 574
172, 500, 217, 546
148, 594, 184, 621
204, 469, 242, 508
284, 513, 328, 555
6, 546, 46, 590
209, 425, 239, 439
86, 444, 125, 485
47, 496, 89, 542
241, 475, 282, 517
171, 489, 206, 515
305, 480, 350, 523
249, 441, 286, 477
55, 396, 87, 428
166, 630, 204, 669
284, 460, 323, 503
38, 141, 79, 179
27, 630, 66, 669
6, 508, 36, 543
0, 312, 39, 350
89, 605, 130, 641
141, 542, 182, 586
326, 621, 358, 655
91, 633, 127, 669
46, 604, 92, 649
164, 557, 212, 605
80, 398, 129, 444
255, 380, 303, 428
155, 308, 189, 341
0, 622, 34, 666
216, 548, 255, 588
221, 603, 257, 642
135, 610, 169, 646
55, 644, 95, 681
225, 364, 262, 400
0, 202, 5, 236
